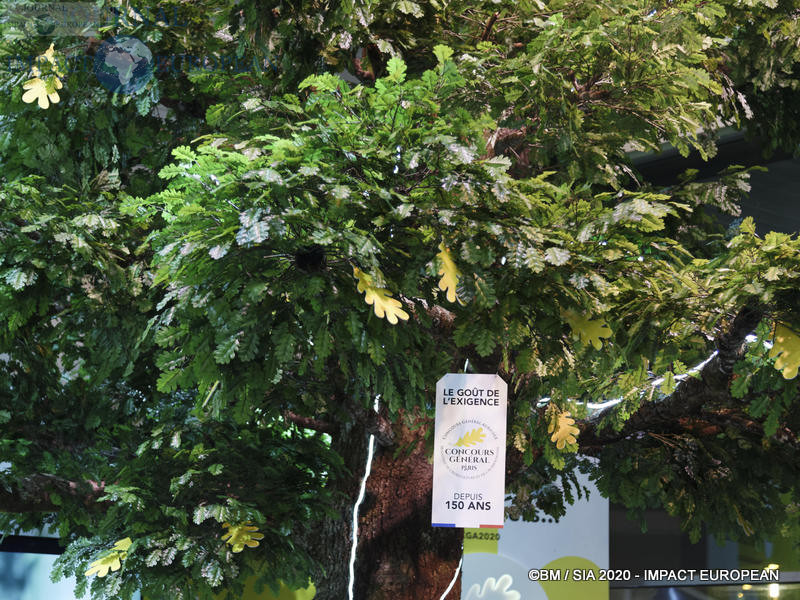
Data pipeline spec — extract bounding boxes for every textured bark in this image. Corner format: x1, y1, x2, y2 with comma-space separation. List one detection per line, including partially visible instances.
0, 473, 106, 513
354, 418, 462, 600
306, 500, 356, 600
305, 420, 371, 600
580, 304, 764, 446
284, 411, 335, 433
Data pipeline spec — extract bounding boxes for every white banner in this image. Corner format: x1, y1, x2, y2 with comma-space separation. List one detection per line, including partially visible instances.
431, 373, 507, 529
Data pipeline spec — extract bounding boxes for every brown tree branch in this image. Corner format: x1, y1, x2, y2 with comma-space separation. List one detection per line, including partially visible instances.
284, 411, 335, 434
0, 473, 106, 513
579, 304, 764, 446
480, 12, 500, 41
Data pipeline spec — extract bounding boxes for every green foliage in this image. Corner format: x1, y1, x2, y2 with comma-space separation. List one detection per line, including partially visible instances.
3, 0, 800, 596
596, 429, 800, 544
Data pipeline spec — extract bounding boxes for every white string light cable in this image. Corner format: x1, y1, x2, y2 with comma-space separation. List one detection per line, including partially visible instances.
439, 556, 463, 600
436, 359, 470, 600
535, 334, 772, 412
348, 395, 381, 600
536, 350, 722, 412
350, 359, 477, 598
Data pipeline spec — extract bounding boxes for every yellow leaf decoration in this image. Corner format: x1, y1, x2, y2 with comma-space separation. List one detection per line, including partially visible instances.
353, 267, 410, 325
41, 43, 59, 68
85, 553, 123, 578
436, 242, 464, 304
561, 310, 612, 350
769, 323, 800, 380
113, 537, 133, 552
548, 410, 580, 449
733, 504, 755, 537
22, 44, 65, 110
221, 522, 265, 553
85, 538, 132, 578
22, 76, 62, 109
455, 427, 486, 447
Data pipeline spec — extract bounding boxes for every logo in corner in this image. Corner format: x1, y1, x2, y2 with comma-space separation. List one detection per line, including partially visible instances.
93, 35, 153, 95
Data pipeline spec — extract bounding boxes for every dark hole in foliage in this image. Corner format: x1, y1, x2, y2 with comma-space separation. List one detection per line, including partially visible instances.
295, 244, 326, 271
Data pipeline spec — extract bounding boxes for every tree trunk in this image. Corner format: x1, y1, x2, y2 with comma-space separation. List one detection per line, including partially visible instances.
305, 422, 371, 600
353, 420, 462, 600
308, 306, 765, 598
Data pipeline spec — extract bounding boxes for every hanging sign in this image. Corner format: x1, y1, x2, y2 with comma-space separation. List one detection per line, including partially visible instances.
431, 373, 507, 529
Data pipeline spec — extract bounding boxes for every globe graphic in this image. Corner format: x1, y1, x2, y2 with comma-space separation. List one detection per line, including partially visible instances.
93, 36, 153, 95
35, 14, 57, 36
20, 12, 56, 37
